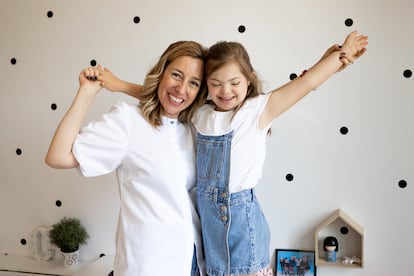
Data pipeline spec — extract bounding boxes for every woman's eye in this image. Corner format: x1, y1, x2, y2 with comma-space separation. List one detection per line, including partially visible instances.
231, 82, 240, 86
172, 72, 182, 79
190, 81, 200, 87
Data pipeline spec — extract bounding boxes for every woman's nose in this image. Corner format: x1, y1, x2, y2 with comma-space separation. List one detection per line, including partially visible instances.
175, 82, 185, 94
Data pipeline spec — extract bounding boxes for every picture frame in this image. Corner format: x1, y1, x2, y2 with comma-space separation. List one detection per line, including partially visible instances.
275, 249, 316, 276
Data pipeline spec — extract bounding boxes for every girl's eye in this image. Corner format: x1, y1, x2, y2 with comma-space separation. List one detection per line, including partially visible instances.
209, 82, 221, 87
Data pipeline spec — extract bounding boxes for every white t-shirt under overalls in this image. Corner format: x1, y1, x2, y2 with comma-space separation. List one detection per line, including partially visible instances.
192, 94, 271, 193
73, 102, 204, 276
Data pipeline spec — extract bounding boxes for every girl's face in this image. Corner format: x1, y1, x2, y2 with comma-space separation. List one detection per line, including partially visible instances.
158, 56, 203, 118
207, 62, 250, 112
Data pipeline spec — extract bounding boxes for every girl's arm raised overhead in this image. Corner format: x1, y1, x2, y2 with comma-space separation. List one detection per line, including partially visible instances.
45, 67, 104, 169
259, 31, 368, 129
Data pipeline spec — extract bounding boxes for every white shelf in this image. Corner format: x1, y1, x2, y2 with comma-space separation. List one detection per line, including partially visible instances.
316, 258, 362, 268
76, 255, 114, 276
0, 254, 114, 276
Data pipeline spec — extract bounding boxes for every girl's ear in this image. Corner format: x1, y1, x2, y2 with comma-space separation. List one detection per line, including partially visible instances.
248, 71, 258, 86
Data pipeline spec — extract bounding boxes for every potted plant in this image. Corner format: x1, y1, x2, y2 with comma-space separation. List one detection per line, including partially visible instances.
49, 217, 89, 267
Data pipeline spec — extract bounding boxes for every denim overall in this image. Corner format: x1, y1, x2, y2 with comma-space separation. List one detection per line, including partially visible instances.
196, 131, 270, 276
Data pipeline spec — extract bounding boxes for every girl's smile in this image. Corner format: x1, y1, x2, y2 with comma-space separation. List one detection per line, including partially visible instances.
207, 62, 250, 112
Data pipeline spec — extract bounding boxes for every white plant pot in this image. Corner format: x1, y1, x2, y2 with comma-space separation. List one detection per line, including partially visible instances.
61, 249, 79, 267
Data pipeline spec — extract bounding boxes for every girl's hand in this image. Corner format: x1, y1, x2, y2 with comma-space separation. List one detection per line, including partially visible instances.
341, 31, 369, 63
97, 66, 123, 92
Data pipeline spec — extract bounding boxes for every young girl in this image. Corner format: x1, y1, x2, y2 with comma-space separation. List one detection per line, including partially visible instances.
193, 31, 367, 276
97, 31, 368, 276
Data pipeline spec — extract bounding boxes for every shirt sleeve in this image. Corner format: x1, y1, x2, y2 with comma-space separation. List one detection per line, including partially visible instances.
72, 102, 130, 177
234, 93, 271, 133
255, 93, 272, 133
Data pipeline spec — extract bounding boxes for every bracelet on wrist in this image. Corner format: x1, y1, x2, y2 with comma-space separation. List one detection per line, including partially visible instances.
299, 69, 308, 77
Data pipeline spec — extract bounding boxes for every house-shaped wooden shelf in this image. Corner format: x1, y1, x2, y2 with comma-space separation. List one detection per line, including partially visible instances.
314, 209, 364, 268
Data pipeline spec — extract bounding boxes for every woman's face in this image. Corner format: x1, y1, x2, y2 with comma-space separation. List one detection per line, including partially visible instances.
158, 56, 203, 118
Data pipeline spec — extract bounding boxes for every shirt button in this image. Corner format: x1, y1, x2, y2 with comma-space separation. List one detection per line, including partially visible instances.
220, 192, 228, 199
219, 205, 227, 212
221, 216, 228, 222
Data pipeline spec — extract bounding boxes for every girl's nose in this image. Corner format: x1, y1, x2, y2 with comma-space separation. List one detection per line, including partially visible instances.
222, 84, 231, 94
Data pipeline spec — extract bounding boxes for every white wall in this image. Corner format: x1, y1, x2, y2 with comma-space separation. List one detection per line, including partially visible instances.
1, 0, 413, 275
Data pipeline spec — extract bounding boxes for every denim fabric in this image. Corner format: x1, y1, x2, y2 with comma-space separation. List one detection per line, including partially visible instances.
196, 132, 270, 276
191, 245, 200, 276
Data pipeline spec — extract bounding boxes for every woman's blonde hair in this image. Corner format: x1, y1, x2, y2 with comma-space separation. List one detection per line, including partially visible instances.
139, 41, 208, 127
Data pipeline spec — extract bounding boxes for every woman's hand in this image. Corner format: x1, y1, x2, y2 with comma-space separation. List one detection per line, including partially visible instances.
320, 44, 342, 60
79, 65, 104, 95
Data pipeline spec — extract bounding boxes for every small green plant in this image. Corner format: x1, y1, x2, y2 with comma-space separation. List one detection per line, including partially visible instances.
49, 217, 89, 252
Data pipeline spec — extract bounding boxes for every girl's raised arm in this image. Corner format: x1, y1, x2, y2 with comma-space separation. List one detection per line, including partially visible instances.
259, 31, 368, 129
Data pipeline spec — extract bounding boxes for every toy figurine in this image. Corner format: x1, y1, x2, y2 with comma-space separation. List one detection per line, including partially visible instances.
323, 236, 338, 262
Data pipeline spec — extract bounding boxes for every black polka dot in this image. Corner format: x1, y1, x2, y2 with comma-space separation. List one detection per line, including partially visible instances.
90, 60, 97, 66
238, 25, 246, 33
10, 58, 17, 65
345, 18, 353, 27
133, 16, 140, 24
340, 226, 349, 235
340, 126, 349, 135
403, 69, 412, 78
398, 180, 407, 189
51, 103, 57, 110
55, 200, 62, 207
289, 73, 297, 80
47, 11, 54, 18
286, 173, 294, 182
99, 253, 106, 258
20, 239, 27, 246
16, 148, 22, 155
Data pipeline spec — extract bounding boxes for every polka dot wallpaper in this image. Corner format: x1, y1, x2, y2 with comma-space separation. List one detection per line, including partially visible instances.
0, 0, 412, 275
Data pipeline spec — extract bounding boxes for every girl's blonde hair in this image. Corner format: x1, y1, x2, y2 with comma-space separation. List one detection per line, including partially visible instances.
139, 41, 208, 127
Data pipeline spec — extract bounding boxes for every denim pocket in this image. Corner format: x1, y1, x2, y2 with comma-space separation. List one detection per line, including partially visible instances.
196, 138, 225, 180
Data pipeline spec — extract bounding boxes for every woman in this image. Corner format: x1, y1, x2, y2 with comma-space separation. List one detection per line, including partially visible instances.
45, 41, 208, 276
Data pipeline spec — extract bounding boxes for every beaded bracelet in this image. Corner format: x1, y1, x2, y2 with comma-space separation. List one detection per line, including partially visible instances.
299, 69, 308, 77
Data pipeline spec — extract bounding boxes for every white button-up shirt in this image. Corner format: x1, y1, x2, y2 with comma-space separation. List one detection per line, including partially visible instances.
73, 102, 204, 276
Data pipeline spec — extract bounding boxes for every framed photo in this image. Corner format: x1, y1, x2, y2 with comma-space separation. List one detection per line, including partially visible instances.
275, 249, 316, 276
